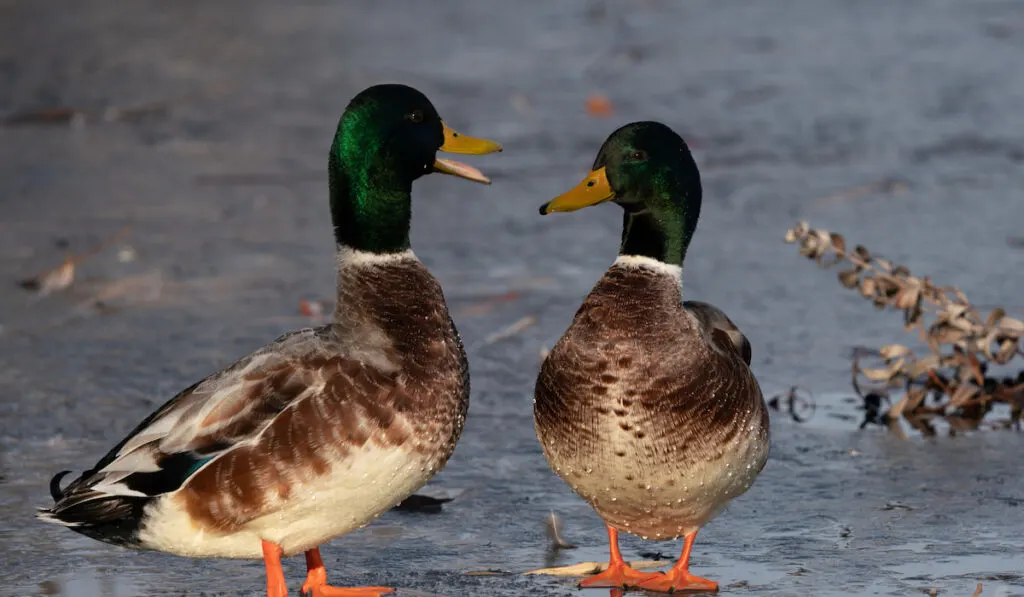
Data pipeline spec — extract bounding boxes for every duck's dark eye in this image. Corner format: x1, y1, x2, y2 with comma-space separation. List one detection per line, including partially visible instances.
629, 150, 647, 161
406, 109, 425, 124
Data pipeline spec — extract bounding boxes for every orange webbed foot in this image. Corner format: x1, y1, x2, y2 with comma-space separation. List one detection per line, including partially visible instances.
636, 569, 719, 593
301, 550, 394, 597
302, 586, 394, 597
577, 561, 661, 589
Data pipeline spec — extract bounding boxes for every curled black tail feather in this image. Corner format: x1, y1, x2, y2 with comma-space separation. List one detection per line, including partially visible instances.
39, 496, 149, 547
38, 489, 149, 547
49, 470, 72, 501
39, 468, 151, 548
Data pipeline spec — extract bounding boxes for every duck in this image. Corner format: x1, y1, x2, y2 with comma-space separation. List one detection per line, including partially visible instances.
533, 121, 769, 593
37, 83, 502, 597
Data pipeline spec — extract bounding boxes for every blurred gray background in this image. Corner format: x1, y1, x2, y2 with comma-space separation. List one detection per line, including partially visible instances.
1, 1, 1023, 596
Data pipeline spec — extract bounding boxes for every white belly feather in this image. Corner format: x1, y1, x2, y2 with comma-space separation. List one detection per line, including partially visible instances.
554, 387, 768, 541
138, 443, 434, 558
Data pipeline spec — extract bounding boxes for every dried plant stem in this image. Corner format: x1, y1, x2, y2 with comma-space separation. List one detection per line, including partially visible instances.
786, 221, 1023, 431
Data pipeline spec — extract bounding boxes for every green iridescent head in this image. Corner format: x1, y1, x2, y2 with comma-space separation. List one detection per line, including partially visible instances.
539, 121, 702, 265
329, 84, 502, 253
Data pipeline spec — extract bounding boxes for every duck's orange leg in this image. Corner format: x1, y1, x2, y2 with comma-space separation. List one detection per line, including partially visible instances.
301, 547, 395, 597
636, 531, 718, 593
262, 540, 289, 597
578, 525, 661, 588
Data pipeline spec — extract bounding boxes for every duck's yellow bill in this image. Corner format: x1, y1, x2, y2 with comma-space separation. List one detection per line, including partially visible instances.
433, 157, 491, 184
433, 121, 501, 184
439, 121, 503, 155
539, 167, 615, 214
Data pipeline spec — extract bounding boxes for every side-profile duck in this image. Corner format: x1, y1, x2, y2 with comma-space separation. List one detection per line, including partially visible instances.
38, 84, 502, 597
533, 121, 769, 593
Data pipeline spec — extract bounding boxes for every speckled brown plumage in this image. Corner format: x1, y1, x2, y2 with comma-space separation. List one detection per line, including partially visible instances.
41, 253, 469, 554
176, 257, 469, 533
534, 261, 769, 541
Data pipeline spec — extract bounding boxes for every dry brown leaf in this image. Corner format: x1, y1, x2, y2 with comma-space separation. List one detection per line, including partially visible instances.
984, 308, 1006, 330
998, 316, 1024, 335
879, 344, 910, 360
886, 393, 909, 419
876, 277, 900, 297
19, 226, 131, 296
788, 221, 810, 240
929, 325, 965, 346
938, 304, 970, 324
893, 286, 921, 310
905, 355, 941, 378
904, 387, 928, 413
903, 301, 925, 329
948, 383, 978, 408
786, 221, 1021, 432
830, 233, 846, 254
20, 260, 75, 295
860, 366, 897, 382
838, 269, 860, 289
859, 277, 877, 298
995, 339, 1018, 364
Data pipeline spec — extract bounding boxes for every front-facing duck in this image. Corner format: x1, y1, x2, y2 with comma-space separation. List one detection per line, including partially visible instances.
38, 84, 502, 597
534, 121, 769, 593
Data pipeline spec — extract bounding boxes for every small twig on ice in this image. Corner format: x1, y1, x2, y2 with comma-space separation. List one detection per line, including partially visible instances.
19, 226, 131, 295
524, 560, 668, 577
484, 315, 537, 345
544, 512, 576, 550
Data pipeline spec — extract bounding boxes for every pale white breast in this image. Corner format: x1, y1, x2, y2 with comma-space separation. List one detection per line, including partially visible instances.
558, 386, 768, 541
138, 443, 436, 558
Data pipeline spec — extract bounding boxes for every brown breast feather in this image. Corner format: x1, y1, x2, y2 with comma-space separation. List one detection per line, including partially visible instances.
177, 262, 469, 533
535, 265, 767, 473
